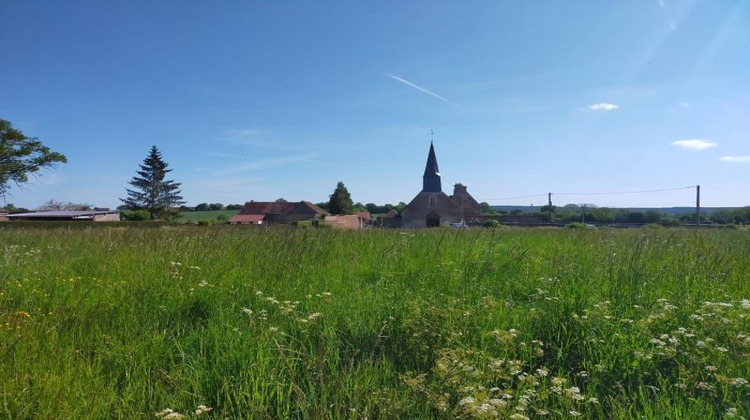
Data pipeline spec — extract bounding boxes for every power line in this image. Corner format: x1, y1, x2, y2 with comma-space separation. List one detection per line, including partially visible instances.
478, 193, 548, 201
553, 186, 695, 196
479, 186, 697, 203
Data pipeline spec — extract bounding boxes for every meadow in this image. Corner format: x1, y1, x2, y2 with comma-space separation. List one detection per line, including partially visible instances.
1, 225, 748, 419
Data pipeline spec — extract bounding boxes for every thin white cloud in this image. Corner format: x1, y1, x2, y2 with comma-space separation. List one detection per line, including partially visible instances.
679, 101, 692, 108
671, 139, 718, 150
386, 74, 456, 105
720, 156, 750, 163
230, 129, 264, 139
210, 152, 241, 158
587, 103, 620, 111
656, 0, 665, 8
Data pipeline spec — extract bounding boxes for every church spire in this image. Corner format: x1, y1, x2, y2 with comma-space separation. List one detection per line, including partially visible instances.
422, 141, 442, 192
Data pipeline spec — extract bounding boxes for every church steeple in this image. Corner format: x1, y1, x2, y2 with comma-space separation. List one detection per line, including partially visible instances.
422, 141, 442, 192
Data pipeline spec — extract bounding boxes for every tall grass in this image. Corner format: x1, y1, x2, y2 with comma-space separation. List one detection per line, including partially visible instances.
1, 226, 748, 418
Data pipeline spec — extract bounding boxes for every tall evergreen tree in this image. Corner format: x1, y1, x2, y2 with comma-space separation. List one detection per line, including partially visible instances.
327, 181, 353, 215
120, 146, 185, 219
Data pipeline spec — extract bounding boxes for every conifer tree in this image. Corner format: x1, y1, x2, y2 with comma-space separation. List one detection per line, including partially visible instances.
327, 181, 353, 215
120, 146, 184, 219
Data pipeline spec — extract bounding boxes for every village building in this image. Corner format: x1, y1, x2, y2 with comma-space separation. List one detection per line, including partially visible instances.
7, 210, 120, 222
324, 212, 373, 229
229, 201, 328, 225
0, 208, 9, 221
400, 143, 481, 228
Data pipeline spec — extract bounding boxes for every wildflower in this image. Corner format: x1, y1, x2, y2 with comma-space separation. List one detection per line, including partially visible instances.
588, 397, 599, 404
269, 326, 279, 333
194, 405, 212, 415
509, 414, 529, 420
569, 410, 582, 417
695, 382, 715, 391
565, 386, 585, 400
716, 346, 729, 353
458, 397, 476, 406
730, 377, 748, 387
488, 398, 506, 407
705, 365, 718, 372
551, 377, 567, 387
726, 407, 738, 418
536, 367, 549, 377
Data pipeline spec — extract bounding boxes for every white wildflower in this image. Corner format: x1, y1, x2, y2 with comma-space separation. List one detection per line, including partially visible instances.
458, 396, 476, 406
569, 410, 581, 417
730, 377, 748, 387
695, 382, 715, 391
194, 405, 212, 415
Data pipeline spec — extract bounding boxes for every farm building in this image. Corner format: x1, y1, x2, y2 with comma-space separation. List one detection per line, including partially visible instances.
228, 214, 265, 225
7, 210, 120, 222
324, 212, 372, 229
400, 143, 481, 228
229, 201, 328, 225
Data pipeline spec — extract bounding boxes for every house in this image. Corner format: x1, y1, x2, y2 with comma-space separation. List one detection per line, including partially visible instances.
229, 201, 328, 225
7, 210, 120, 222
0, 208, 9, 222
400, 142, 481, 228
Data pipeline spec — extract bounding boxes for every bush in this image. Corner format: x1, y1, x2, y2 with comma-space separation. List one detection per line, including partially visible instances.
120, 209, 150, 221
565, 222, 587, 229
642, 223, 664, 230
483, 219, 501, 228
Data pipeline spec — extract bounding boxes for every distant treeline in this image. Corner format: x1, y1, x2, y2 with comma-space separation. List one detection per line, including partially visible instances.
489, 204, 750, 225
171, 201, 749, 225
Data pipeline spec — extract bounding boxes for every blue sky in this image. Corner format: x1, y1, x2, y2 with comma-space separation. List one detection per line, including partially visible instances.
1, 1, 748, 209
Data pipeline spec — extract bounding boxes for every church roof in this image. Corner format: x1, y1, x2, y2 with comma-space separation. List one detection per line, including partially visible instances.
422, 142, 442, 193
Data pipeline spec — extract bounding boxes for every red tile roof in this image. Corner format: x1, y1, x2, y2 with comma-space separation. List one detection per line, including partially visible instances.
229, 214, 265, 223
239, 201, 296, 215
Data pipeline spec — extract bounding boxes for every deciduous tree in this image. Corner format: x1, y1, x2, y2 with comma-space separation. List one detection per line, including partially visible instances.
120, 145, 185, 219
0, 119, 67, 198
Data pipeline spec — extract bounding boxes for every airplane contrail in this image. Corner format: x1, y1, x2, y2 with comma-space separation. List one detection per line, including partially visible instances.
386, 73, 456, 105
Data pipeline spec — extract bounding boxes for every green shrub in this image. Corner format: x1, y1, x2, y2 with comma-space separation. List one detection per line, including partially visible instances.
120, 209, 150, 221
483, 219, 501, 228
643, 223, 665, 229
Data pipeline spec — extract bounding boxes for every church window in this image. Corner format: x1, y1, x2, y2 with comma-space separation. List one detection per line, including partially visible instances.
429, 195, 437, 207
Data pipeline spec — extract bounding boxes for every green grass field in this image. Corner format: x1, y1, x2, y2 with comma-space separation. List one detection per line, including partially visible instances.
177, 210, 240, 223
1, 226, 748, 418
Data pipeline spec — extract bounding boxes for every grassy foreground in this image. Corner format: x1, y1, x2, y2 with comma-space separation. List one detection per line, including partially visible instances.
1, 226, 748, 419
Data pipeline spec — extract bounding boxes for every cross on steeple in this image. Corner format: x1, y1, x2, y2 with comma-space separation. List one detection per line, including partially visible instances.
429, 129, 435, 143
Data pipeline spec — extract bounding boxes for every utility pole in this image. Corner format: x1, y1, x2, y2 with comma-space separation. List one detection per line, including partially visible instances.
548, 192, 553, 222
695, 185, 701, 228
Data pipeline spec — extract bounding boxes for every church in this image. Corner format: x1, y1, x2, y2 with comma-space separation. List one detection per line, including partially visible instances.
400, 142, 481, 228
